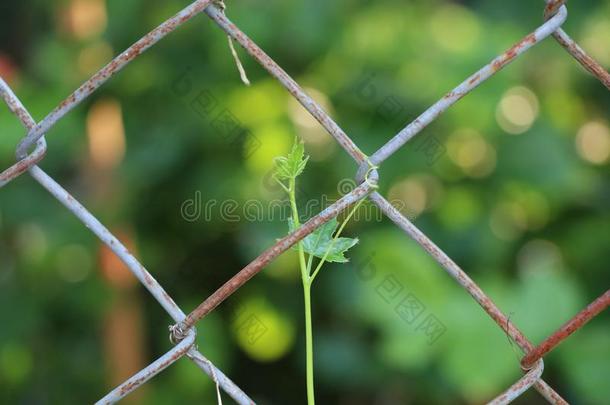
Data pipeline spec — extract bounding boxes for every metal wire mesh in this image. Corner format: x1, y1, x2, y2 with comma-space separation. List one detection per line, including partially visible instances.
1, 0, 608, 403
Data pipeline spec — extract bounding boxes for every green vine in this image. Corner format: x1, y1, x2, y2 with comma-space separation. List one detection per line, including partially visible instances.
273, 138, 361, 405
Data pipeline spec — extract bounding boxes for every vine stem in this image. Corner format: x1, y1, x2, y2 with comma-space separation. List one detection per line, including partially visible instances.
287, 176, 366, 405
302, 284, 315, 405
288, 177, 315, 405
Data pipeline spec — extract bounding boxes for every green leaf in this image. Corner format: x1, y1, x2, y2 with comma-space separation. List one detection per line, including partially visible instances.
273, 138, 309, 181
288, 217, 359, 263
323, 237, 359, 263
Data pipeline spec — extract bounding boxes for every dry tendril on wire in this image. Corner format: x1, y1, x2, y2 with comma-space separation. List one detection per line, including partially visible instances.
213, 0, 251, 86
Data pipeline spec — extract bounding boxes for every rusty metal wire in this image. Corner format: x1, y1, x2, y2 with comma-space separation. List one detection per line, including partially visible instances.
1, 0, 608, 403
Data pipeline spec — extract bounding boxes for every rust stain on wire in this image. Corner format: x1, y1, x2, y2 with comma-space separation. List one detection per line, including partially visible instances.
521, 289, 610, 370
204, 4, 368, 164
177, 182, 373, 332
15, 0, 215, 159
0, 78, 46, 187
552, 29, 610, 91
368, 6, 567, 166
544, 0, 567, 21
489, 360, 545, 405
0, 73, 253, 405
97, 330, 196, 404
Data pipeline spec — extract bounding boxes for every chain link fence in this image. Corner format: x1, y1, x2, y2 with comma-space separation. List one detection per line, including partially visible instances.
1, 0, 609, 403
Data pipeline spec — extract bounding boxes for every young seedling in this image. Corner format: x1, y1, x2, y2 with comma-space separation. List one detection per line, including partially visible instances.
273, 138, 364, 405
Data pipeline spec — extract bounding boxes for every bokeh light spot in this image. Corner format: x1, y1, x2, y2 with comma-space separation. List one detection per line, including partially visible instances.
447, 129, 497, 178
87, 98, 126, 170
246, 124, 292, 174
496, 86, 539, 134
56, 244, 92, 283
0, 343, 32, 385
15, 223, 47, 266
517, 239, 563, 275
62, 0, 107, 40
288, 87, 336, 160
387, 174, 443, 219
575, 121, 610, 165
233, 298, 295, 362
429, 4, 481, 53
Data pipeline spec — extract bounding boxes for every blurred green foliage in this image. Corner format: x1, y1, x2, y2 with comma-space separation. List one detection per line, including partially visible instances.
0, 0, 609, 403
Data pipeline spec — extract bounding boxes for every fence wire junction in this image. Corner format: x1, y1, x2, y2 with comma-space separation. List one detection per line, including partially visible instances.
1, 0, 609, 403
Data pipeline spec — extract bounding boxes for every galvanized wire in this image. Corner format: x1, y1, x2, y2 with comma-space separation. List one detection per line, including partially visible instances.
1, 0, 608, 403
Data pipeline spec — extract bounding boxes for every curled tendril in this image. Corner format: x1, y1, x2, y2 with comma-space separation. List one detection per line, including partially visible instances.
363, 158, 379, 190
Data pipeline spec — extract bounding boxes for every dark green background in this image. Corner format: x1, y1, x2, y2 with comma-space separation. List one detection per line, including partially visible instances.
1, 0, 609, 403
